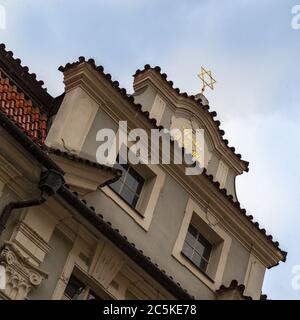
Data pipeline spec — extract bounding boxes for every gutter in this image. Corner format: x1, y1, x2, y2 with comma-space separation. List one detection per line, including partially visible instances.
0, 169, 64, 236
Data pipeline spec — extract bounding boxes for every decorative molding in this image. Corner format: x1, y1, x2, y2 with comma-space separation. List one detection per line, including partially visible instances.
172, 197, 232, 291
49, 154, 116, 195
215, 160, 229, 189
150, 94, 166, 125
12, 222, 52, 265
133, 70, 247, 174
0, 242, 48, 300
89, 242, 124, 289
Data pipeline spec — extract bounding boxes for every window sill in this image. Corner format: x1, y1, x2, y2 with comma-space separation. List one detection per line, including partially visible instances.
101, 185, 154, 231
108, 186, 145, 218
101, 164, 165, 232
180, 251, 215, 284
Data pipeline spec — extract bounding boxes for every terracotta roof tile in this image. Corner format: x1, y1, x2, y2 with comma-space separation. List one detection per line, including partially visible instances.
0, 74, 48, 144
216, 280, 252, 300
0, 44, 53, 111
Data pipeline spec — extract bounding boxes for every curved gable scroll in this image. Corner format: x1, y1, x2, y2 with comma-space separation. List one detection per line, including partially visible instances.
133, 66, 249, 175
170, 111, 212, 169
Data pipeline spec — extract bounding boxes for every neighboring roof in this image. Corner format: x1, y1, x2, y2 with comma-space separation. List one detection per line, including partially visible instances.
58, 57, 286, 263
216, 280, 252, 300
0, 43, 53, 113
134, 65, 249, 172
0, 73, 48, 144
0, 109, 193, 300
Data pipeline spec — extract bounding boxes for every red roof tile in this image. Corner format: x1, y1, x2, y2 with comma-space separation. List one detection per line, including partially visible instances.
0, 74, 48, 144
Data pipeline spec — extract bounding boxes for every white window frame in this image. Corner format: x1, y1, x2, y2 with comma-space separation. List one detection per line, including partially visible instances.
172, 198, 231, 290
102, 163, 165, 231
101, 128, 166, 231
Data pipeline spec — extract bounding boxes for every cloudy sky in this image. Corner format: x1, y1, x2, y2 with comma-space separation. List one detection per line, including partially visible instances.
1, 0, 300, 299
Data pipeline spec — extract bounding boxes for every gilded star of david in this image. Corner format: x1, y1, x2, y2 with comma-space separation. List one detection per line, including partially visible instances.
198, 67, 216, 93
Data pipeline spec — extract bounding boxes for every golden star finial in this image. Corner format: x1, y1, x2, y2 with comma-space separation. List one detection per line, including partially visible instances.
198, 67, 216, 93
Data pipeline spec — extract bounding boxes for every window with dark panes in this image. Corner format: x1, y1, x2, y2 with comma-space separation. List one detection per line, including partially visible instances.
182, 224, 212, 273
64, 274, 102, 300
64, 275, 85, 300
87, 290, 101, 300
110, 155, 145, 208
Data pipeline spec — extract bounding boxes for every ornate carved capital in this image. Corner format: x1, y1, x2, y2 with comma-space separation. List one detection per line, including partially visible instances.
0, 242, 48, 300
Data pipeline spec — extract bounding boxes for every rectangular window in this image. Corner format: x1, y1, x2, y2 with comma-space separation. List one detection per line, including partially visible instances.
182, 224, 212, 273
64, 274, 102, 300
64, 275, 85, 300
109, 155, 145, 208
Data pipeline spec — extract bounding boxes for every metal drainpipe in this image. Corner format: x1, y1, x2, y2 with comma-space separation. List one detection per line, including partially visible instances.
0, 169, 65, 236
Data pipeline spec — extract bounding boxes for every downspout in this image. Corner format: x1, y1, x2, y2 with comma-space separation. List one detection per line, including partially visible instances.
0, 169, 64, 236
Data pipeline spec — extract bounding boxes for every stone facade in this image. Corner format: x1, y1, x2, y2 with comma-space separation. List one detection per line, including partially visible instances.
0, 44, 286, 300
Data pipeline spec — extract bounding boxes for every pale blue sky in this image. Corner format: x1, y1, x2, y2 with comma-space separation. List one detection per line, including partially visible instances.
1, 0, 300, 299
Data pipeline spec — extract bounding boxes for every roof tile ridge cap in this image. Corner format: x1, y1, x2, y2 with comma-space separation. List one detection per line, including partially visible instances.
59, 58, 160, 129
217, 280, 252, 300
134, 64, 249, 169
44, 145, 122, 177
0, 43, 49, 93
66, 189, 194, 299
201, 168, 285, 256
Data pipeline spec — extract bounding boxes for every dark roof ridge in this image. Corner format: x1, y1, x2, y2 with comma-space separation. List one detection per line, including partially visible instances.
58, 57, 162, 129
202, 167, 287, 263
0, 43, 54, 113
217, 280, 252, 300
134, 64, 249, 171
42, 145, 122, 183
